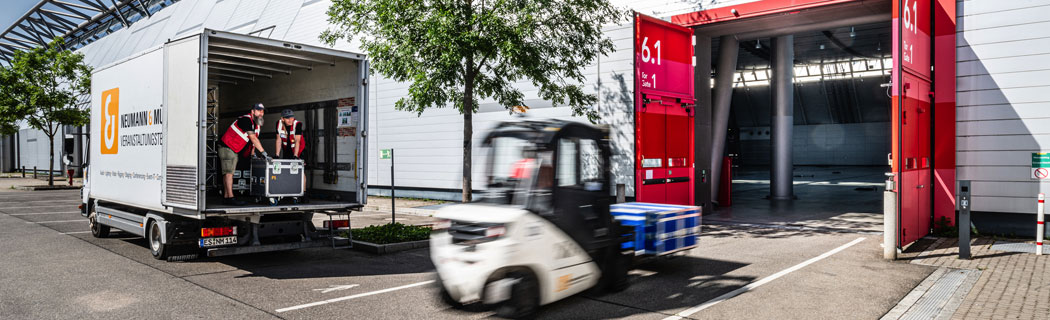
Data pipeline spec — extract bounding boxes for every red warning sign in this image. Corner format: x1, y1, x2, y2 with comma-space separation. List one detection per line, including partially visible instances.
1035, 168, 1049, 180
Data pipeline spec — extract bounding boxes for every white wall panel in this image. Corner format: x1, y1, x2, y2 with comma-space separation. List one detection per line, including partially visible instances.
957, 54, 1050, 80
957, 135, 1050, 151
202, 0, 242, 31
957, 40, 1050, 62
957, 103, 1050, 122
959, 151, 1041, 166
957, 118, 1050, 136
957, 71, 1050, 92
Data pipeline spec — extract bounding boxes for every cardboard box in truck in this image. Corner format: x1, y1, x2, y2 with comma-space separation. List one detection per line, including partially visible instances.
81, 29, 369, 260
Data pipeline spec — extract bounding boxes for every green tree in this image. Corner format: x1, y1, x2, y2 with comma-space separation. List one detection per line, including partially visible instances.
0, 38, 91, 186
323, 0, 626, 202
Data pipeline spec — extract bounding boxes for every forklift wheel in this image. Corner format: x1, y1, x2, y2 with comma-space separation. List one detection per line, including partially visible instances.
493, 272, 539, 319
439, 287, 465, 309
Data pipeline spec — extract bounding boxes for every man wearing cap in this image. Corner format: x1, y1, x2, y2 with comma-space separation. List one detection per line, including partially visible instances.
219, 103, 270, 205
275, 109, 306, 160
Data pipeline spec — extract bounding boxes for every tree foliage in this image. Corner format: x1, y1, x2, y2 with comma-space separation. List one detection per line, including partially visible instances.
322, 0, 626, 121
323, 0, 626, 201
0, 37, 92, 184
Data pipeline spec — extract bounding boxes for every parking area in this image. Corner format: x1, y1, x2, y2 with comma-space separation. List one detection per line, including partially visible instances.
0, 188, 935, 319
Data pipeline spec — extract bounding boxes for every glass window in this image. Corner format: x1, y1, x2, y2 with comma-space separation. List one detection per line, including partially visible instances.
580, 139, 603, 183
557, 139, 578, 187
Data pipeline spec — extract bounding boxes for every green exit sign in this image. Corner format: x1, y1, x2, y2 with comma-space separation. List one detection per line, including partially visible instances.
380, 149, 391, 160
1033, 153, 1050, 168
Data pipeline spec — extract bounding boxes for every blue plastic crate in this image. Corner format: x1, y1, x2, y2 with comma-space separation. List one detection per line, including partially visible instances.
611, 202, 701, 256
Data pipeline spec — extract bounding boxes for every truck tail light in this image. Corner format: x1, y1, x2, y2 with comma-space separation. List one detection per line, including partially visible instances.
323, 220, 350, 229
201, 226, 237, 238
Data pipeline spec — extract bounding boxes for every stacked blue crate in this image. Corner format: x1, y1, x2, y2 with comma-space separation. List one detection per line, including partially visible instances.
611, 202, 701, 256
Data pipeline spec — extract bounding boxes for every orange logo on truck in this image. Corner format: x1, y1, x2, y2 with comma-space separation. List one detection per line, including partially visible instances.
100, 88, 119, 154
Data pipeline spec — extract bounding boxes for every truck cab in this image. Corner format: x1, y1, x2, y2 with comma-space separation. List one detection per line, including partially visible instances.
430, 119, 631, 318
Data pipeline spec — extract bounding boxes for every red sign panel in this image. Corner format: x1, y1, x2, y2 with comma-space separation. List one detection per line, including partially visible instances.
634, 13, 695, 206
895, 0, 932, 80
635, 14, 694, 98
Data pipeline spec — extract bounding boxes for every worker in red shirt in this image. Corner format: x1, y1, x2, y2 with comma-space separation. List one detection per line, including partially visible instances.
275, 109, 306, 159
218, 103, 270, 205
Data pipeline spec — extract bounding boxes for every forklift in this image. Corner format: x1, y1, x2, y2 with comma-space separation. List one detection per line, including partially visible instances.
430, 119, 634, 318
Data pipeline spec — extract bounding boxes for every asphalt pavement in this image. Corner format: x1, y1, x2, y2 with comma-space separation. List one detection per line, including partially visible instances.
0, 188, 935, 319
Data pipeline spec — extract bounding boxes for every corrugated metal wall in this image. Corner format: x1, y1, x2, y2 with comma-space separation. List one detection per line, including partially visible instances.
956, 0, 1050, 214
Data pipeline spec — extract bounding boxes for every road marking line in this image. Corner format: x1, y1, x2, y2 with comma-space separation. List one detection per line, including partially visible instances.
61, 231, 91, 235
1, 205, 80, 210
276, 280, 435, 313
9, 211, 82, 216
663, 237, 866, 320
33, 219, 85, 224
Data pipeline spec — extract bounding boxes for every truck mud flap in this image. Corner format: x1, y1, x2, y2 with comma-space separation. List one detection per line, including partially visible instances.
205, 239, 335, 257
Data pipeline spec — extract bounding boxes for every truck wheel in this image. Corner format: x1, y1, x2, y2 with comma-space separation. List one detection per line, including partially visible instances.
88, 210, 109, 238
147, 220, 168, 260
494, 272, 539, 319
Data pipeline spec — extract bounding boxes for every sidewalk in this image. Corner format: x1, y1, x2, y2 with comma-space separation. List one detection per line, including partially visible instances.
0, 176, 82, 191
310, 196, 443, 228
897, 237, 1050, 320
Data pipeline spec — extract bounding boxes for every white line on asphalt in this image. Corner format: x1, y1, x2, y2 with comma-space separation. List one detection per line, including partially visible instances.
0, 205, 79, 210
663, 237, 866, 320
61, 231, 91, 235
33, 220, 85, 224
8, 211, 81, 216
275, 280, 435, 313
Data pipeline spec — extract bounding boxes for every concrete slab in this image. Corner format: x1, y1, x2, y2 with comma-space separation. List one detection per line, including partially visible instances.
713, 166, 887, 232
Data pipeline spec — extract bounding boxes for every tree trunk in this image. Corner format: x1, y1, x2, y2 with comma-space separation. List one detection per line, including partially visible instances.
462, 56, 475, 203
47, 133, 55, 186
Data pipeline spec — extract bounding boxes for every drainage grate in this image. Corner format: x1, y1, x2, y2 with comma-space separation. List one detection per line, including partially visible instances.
989, 241, 1050, 254
882, 268, 981, 320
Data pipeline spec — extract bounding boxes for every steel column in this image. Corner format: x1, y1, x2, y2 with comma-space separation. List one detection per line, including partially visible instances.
770, 35, 794, 200
709, 35, 737, 204
694, 34, 713, 210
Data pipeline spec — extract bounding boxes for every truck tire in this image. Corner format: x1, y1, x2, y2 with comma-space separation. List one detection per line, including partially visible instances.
147, 220, 168, 260
494, 271, 539, 319
89, 210, 110, 238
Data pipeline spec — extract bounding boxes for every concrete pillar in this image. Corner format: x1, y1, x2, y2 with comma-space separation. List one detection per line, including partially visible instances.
710, 35, 738, 204
770, 35, 794, 200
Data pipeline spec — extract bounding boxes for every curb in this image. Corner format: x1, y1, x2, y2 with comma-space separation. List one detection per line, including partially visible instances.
352, 239, 429, 254
16, 185, 83, 191
361, 206, 436, 216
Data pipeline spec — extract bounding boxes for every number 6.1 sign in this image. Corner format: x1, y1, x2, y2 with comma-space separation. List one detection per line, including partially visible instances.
635, 13, 693, 98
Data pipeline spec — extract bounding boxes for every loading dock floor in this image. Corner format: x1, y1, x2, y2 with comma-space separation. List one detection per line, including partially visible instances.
711, 165, 888, 233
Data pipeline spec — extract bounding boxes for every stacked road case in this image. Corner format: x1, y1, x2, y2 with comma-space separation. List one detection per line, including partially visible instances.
611, 202, 701, 256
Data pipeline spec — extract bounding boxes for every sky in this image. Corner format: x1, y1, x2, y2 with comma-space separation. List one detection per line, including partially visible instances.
1, 0, 40, 31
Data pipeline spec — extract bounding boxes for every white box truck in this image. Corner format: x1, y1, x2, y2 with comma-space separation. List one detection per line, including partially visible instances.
80, 30, 369, 260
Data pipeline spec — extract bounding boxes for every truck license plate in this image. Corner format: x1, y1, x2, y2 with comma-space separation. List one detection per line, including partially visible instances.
199, 236, 237, 248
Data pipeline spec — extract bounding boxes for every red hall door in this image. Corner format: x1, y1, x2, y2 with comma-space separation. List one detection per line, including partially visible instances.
894, 0, 933, 245
634, 13, 695, 205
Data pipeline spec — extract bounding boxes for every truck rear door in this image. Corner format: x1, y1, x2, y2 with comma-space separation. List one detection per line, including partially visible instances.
162, 34, 204, 211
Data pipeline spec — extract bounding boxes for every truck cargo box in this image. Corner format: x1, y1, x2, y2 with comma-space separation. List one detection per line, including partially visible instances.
88, 29, 369, 219
611, 202, 701, 256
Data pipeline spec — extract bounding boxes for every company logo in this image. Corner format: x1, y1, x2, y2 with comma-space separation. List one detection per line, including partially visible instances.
100, 88, 119, 154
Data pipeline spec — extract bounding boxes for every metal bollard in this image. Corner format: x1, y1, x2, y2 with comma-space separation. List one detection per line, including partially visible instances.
1038, 193, 1045, 256
33, 166, 37, 179
884, 172, 897, 260
616, 183, 626, 203
21, 166, 25, 178
958, 181, 971, 259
